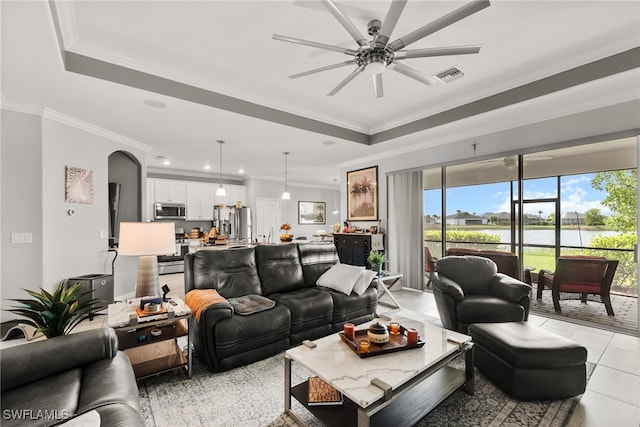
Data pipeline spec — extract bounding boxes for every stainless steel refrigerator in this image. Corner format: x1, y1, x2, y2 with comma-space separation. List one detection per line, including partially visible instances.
214, 206, 251, 242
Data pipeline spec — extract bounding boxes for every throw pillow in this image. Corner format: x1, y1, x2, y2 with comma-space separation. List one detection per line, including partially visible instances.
353, 270, 378, 295
317, 263, 365, 295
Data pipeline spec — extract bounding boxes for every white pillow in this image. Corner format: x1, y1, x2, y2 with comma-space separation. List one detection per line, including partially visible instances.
353, 270, 378, 295
317, 264, 365, 295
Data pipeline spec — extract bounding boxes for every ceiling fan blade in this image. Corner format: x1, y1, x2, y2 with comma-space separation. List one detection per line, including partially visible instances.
328, 66, 365, 96
374, 0, 408, 49
288, 60, 357, 79
273, 34, 358, 56
395, 45, 481, 60
388, 0, 490, 51
388, 61, 435, 86
373, 73, 384, 98
321, 0, 369, 48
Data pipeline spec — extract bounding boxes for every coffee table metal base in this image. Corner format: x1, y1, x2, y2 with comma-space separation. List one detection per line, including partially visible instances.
284, 342, 473, 427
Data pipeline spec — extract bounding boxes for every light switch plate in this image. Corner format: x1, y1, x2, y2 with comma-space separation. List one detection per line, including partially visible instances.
11, 232, 32, 243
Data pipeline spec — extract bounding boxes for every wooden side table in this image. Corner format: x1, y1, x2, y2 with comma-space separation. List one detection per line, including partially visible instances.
108, 298, 192, 380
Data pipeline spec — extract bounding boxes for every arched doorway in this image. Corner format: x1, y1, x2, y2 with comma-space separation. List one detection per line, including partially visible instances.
108, 151, 141, 248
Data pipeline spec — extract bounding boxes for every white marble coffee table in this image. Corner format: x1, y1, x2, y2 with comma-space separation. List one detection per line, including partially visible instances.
284, 310, 473, 427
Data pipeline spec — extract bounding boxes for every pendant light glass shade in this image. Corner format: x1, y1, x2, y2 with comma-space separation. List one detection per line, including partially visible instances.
282, 152, 291, 200
216, 140, 226, 197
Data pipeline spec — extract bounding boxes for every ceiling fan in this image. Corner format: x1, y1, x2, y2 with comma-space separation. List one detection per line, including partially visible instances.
273, 0, 490, 98
478, 155, 556, 170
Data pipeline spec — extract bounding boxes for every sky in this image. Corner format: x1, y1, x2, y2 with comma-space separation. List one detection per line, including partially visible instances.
424, 173, 611, 218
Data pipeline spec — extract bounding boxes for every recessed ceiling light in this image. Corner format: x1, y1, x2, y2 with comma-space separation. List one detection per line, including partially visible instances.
238, 169, 245, 174
322, 140, 335, 146
163, 159, 171, 165
143, 100, 166, 109
204, 165, 211, 170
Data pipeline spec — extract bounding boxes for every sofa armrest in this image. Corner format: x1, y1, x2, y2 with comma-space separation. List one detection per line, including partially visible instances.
432, 274, 464, 301
198, 303, 234, 325
1, 328, 118, 392
190, 303, 234, 371
490, 273, 532, 303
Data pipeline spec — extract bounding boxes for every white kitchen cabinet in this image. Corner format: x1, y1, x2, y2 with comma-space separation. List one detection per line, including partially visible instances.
186, 183, 215, 220
154, 179, 186, 203
145, 179, 155, 221
220, 184, 248, 207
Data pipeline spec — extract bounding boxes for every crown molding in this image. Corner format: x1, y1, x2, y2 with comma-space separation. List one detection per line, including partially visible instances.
0, 97, 44, 116
42, 108, 151, 151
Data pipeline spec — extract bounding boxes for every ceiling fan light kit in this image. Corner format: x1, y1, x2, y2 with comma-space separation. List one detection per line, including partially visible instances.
273, 0, 490, 98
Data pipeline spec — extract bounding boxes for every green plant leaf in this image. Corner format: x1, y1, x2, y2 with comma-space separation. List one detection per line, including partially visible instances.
4, 281, 100, 338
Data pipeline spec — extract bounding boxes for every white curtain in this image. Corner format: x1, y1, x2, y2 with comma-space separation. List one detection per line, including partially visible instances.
387, 171, 424, 290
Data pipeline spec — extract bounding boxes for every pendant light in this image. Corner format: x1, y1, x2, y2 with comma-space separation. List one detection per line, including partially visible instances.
332, 178, 339, 215
216, 140, 227, 197
281, 152, 291, 200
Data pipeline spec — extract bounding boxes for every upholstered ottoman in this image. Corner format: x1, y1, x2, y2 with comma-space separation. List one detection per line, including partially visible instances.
468, 322, 587, 400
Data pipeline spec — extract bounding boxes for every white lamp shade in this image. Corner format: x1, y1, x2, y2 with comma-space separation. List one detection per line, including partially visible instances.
281, 191, 291, 200
216, 184, 227, 197
118, 222, 176, 256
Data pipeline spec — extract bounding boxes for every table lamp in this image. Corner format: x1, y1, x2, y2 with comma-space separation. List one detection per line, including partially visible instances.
118, 222, 176, 298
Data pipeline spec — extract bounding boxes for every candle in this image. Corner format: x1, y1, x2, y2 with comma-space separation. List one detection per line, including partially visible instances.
389, 322, 400, 335
358, 340, 370, 353
343, 323, 355, 340
406, 328, 419, 345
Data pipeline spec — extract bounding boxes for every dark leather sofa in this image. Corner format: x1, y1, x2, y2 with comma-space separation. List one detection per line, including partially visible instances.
1, 328, 143, 427
432, 256, 532, 334
184, 242, 378, 372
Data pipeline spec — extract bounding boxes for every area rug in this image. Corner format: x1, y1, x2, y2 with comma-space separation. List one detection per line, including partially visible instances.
139, 351, 594, 427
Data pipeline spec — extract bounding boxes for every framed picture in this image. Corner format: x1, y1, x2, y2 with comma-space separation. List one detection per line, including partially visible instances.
298, 201, 326, 224
347, 166, 378, 221
65, 166, 94, 204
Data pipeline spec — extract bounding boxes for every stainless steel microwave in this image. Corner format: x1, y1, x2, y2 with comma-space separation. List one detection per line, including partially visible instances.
154, 202, 186, 220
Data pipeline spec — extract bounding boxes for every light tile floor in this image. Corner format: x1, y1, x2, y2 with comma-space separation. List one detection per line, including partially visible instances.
380, 288, 640, 427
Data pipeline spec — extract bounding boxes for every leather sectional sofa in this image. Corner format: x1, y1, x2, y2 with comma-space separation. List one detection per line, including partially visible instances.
0, 328, 143, 427
184, 243, 379, 371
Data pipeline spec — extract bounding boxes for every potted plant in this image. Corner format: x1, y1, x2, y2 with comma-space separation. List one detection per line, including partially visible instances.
367, 250, 387, 275
6, 281, 102, 338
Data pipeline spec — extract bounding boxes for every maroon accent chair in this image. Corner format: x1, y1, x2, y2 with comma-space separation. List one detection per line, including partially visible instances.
424, 246, 438, 288
537, 256, 619, 316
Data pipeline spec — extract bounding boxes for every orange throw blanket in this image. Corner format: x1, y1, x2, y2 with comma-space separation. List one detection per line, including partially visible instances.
185, 289, 229, 322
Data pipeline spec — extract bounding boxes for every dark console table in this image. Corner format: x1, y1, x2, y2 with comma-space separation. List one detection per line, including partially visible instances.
333, 233, 373, 267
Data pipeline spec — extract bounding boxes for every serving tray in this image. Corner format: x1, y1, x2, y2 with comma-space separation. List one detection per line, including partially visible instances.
339, 326, 425, 358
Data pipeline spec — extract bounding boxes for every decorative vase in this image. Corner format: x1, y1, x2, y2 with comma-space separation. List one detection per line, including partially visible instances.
371, 264, 382, 276
367, 322, 389, 345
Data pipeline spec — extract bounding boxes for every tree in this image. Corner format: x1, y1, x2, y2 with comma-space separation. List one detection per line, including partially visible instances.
584, 208, 606, 226
489, 215, 499, 225
591, 169, 637, 232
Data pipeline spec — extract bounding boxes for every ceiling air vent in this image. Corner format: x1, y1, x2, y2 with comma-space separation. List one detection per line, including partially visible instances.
434, 66, 465, 83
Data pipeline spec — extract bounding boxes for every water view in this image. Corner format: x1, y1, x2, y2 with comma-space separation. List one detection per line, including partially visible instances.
477, 229, 619, 247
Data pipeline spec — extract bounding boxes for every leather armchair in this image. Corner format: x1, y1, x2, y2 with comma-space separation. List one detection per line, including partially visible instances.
1, 328, 143, 427
432, 256, 532, 334
445, 247, 532, 284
